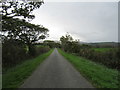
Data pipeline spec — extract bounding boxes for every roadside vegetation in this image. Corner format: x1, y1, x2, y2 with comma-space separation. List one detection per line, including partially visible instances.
1, 1, 50, 71
58, 49, 119, 88
1, 1, 54, 88
1, 0, 119, 89
2, 49, 53, 88
59, 33, 119, 88
60, 33, 119, 70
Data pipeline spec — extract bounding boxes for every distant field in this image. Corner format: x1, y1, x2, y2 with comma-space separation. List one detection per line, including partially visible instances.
91, 48, 116, 52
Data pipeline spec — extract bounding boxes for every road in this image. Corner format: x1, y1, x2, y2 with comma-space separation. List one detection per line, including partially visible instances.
21, 48, 94, 88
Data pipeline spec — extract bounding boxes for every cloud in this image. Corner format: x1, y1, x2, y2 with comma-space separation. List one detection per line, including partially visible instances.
31, 2, 118, 42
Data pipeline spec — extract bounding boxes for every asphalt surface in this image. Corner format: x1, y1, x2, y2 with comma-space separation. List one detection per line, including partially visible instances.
21, 48, 94, 88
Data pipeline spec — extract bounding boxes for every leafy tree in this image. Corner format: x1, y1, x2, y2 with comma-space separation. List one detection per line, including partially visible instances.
1, 0, 50, 68
2, 18, 49, 55
43, 40, 55, 48
60, 33, 80, 53
60, 33, 73, 51
1, 0, 49, 56
60, 33, 73, 43
1, 0, 44, 40
1, 1, 44, 19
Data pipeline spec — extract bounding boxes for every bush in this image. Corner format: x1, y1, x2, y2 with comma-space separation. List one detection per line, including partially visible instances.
78, 48, 119, 69
2, 39, 28, 68
2, 40, 51, 71
35, 46, 50, 56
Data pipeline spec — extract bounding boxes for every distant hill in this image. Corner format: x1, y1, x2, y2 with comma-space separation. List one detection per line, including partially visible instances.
85, 42, 118, 47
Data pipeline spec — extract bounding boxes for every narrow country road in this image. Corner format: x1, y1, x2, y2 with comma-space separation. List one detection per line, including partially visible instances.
21, 48, 94, 88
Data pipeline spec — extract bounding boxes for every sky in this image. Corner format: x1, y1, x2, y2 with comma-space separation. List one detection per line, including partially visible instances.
30, 1, 118, 43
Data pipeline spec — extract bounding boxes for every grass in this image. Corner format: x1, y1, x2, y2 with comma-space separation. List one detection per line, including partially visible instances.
91, 48, 115, 52
2, 49, 53, 88
0, 74, 2, 89
58, 49, 119, 88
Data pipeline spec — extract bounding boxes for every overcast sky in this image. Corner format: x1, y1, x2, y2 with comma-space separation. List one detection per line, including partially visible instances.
30, 2, 118, 42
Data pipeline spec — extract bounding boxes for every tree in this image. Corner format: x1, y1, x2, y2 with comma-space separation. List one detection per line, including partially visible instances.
2, 18, 49, 56
60, 33, 81, 53
60, 33, 74, 52
1, 0, 49, 56
1, 0, 49, 68
60, 33, 73, 43
60, 33, 73, 44
18, 19, 49, 55
43, 40, 61, 48
1, 1, 44, 19
43, 40, 55, 48
1, 0, 44, 40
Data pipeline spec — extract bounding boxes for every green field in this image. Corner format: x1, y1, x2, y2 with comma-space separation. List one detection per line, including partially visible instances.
92, 48, 116, 52
58, 49, 119, 88
2, 49, 53, 88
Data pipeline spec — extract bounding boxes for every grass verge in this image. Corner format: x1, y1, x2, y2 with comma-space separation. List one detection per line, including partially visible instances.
2, 49, 53, 88
58, 49, 119, 88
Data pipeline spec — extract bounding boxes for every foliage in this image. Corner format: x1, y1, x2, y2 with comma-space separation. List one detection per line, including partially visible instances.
43, 40, 55, 48
60, 33, 79, 53
60, 34, 119, 69
1, 1, 43, 19
58, 49, 119, 88
2, 18, 49, 68
1, 0, 47, 55
3, 43, 50, 71
1, 17, 49, 55
79, 48, 119, 69
1, 0, 50, 69
2, 39, 28, 68
35, 45, 50, 56
43, 40, 61, 48
2, 18, 49, 42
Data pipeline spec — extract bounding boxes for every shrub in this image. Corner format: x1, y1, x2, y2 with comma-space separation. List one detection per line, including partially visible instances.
78, 48, 119, 69
2, 39, 28, 68
35, 46, 50, 56
2, 40, 51, 71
